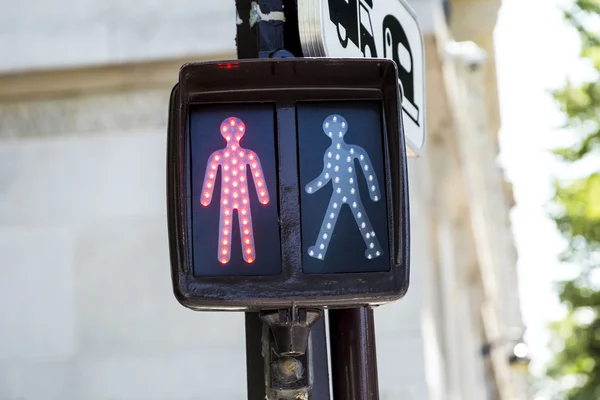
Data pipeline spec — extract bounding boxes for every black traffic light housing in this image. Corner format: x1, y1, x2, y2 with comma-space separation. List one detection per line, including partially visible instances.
167, 58, 410, 311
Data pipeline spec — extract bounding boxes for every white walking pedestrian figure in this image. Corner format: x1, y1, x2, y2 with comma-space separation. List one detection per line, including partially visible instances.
305, 114, 383, 260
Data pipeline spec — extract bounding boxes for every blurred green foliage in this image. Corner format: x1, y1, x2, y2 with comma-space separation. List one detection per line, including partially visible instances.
547, 1, 600, 398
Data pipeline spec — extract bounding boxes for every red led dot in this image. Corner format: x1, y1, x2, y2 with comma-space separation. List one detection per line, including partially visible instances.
211, 165, 217, 170
238, 151, 244, 157
223, 229, 229, 235
247, 257, 254, 264
233, 193, 238, 199
233, 203, 239, 209
222, 199, 228, 205
249, 154, 255, 160
224, 188, 229, 194
236, 135, 241, 141
239, 165, 244, 170
230, 118, 235, 126
225, 152, 230, 158
241, 209, 247, 215
232, 170, 238, 177
245, 238, 250, 245
242, 198, 248, 205
232, 159, 238, 165
232, 145, 237, 151
260, 190, 266, 197
242, 219, 248, 225
257, 180, 263, 187
254, 172, 260, 178
207, 183, 212, 188
222, 249, 228, 255
251, 163, 257, 169
239, 124, 245, 132
204, 192, 210, 198
224, 176, 230, 182
261, 199, 269, 205
220, 258, 227, 264
246, 248, 252, 255
224, 209, 230, 215
209, 173, 215, 179
233, 181, 238, 187
240, 177, 245, 182
224, 165, 230, 171
241, 188, 246, 194
222, 126, 228, 132
244, 228, 250, 235
224, 219, 230, 225
226, 135, 232, 141
222, 239, 228, 245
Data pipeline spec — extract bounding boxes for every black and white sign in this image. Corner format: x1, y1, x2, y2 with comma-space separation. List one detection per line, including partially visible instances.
299, 0, 426, 156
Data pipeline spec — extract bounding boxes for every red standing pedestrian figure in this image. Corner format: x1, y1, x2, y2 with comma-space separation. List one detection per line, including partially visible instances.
200, 117, 270, 265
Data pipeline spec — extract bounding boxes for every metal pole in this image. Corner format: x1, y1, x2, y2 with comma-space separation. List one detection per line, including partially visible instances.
235, 1, 330, 399
329, 307, 380, 400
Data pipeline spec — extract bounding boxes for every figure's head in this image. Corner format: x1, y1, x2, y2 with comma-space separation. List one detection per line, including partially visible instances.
221, 117, 246, 142
322, 114, 348, 140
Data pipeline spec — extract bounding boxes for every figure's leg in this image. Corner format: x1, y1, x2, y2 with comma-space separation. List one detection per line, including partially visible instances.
308, 195, 342, 260
347, 195, 383, 259
237, 196, 256, 264
218, 196, 233, 264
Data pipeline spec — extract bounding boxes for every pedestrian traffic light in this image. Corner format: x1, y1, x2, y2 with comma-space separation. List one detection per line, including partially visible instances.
167, 58, 410, 311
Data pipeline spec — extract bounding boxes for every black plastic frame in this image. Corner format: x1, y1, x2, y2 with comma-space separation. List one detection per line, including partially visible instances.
167, 58, 410, 311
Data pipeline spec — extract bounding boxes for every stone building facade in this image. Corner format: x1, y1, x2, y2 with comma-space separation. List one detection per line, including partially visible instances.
0, 0, 526, 399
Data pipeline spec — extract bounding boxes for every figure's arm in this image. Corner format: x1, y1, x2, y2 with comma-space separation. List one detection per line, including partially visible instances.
246, 151, 270, 205
352, 146, 381, 202
200, 151, 220, 206
305, 156, 332, 194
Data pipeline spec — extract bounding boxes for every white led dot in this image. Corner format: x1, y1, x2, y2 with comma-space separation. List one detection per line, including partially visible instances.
325, 173, 330, 179
364, 165, 369, 171
325, 122, 330, 128
366, 233, 371, 239
317, 181, 322, 187
318, 253, 323, 259
320, 244, 325, 250
334, 166, 339, 172
376, 251, 380, 256
349, 178, 354, 184
368, 254, 372, 259
352, 202, 357, 208
371, 186, 376, 192
360, 155, 365, 161
371, 231, 375, 236
336, 188, 341, 194
350, 148, 355, 154
326, 223, 332, 229
328, 152, 332, 158
335, 177, 340, 183
330, 213, 335, 219
370, 243, 374, 249
369, 175, 373, 181
309, 250, 314, 256
333, 116, 337, 122
361, 222, 366, 229
338, 132, 343, 138
347, 156, 351, 162
328, 131, 332, 137
307, 187, 313, 193
342, 196, 347, 203
333, 203, 338, 209
341, 122, 346, 128
374, 196, 379, 201
327, 163, 332, 169
357, 212, 362, 218
348, 167, 353, 173
351, 188, 355, 194
335, 154, 340, 160
323, 233, 328, 239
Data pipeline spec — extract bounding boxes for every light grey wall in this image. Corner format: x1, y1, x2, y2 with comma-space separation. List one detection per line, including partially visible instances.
0, 87, 433, 399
